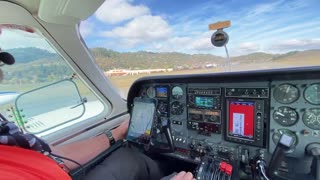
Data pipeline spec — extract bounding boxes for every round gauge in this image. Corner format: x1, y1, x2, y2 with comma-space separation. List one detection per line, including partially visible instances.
146, 87, 156, 98
302, 109, 320, 130
273, 107, 298, 126
304, 84, 320, 105
272, 129, 298, 152
171, 101, 184, 115
172, 86, 183, 100
273, 84, 299, 104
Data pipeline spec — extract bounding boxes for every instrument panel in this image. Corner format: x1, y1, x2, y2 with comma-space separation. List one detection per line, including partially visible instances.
138, 82, 271, 163
127, 67, 320, 177
135, 80, 320, 160
269, 80, 320, 158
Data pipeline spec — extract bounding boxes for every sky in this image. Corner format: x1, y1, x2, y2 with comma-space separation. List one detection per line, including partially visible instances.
80, 0, 320, 56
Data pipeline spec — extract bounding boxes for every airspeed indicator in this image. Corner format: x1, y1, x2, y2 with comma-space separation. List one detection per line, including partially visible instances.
274, 84, 299, 104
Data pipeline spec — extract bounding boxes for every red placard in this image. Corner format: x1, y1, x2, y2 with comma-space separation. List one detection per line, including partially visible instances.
228, 101, 254, 139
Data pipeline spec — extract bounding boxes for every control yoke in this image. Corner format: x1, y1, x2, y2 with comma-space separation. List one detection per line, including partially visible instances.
267, 133, 296, 179
162, 120, 175, 153
306, 143, 320, 180
149, 118, 175, 153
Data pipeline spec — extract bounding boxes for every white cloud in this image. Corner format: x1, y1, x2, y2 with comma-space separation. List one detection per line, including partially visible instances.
272, 39, 320, 51
239, 42, 260, 52
95, 0, 150, 24
143, 30, 214, 53
247, 0, 284, 17
0, 29, 55, 52
79, 20, 94, 37
190, 37, 212, 51
101, 15, 171, 46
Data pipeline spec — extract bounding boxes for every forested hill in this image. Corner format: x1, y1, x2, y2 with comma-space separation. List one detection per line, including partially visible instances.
6, 47, 58, 63
1, 47, 319, 84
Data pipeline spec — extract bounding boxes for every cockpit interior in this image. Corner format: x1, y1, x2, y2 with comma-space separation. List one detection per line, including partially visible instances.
0, 0, 319, 180
125, 67, 320, 180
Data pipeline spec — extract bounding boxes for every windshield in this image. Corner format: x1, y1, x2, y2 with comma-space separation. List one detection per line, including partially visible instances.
0, 26, 106, 134
80, 0, 320, 97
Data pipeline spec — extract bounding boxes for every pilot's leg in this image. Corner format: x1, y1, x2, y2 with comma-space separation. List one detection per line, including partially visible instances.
84, 147, 163, 180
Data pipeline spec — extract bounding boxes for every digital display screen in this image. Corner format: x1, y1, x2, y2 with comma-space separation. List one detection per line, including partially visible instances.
127, 101, 155, 144
156, 87, 168, 98
195, 96, 214, 108
228, 101, 254, 140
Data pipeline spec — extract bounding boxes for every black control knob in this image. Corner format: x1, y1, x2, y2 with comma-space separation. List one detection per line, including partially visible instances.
206, 146, 213, 152
189, 143, 195, 150
189, 141, 196, 150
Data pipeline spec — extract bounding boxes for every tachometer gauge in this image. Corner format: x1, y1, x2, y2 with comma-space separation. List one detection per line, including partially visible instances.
172, 86, 183, 100
304, 84, 320, 105
171, 101, 184, 115
273, 84, 299, 104
303, 109, 320, 130
273, 107, 298, 126
146, 87, 156, 98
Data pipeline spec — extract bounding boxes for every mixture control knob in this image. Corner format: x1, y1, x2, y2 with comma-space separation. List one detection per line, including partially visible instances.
189, 143, 195, 150
206, 146, 213, 152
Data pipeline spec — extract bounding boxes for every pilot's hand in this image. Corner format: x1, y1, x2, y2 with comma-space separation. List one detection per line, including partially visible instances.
112, 118, 129, 140
171, 171, 195, 180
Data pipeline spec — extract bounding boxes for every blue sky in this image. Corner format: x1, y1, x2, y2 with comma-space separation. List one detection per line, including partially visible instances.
80, 0, 320, 56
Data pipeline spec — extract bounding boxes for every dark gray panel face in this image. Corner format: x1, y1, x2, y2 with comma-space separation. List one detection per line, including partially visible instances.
139, 79, 320, 162
270, 80, 320, 158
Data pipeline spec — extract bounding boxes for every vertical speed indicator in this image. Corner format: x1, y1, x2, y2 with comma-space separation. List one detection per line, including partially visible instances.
273, 84, 299, 104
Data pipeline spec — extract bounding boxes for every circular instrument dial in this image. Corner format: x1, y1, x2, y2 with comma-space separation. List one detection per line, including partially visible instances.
302, 108, 320, 130
272, 129, 297, 152
273, 84, 299, 104
304, 84, 320, 105
273, 107, 298, 126
172, 86, 183, 100
146, 87, 156, 98
171, 101, 184, 115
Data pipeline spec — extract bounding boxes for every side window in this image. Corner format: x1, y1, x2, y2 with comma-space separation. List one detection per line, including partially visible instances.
0, 25, 107, 134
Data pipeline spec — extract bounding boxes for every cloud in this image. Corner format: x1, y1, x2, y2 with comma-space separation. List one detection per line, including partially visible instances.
79, 20, 94, 37
101, 15, 171, 46
95, 0, 150, 24
0, 29, 55, 52
247, 1, 284, 17
147, 34, 213, 53
271, 39, 320, 51
238, 42, 260, 52
190, 37, 212, 51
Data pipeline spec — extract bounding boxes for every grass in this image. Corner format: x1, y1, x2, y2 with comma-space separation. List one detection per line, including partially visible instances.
109, 59, 320, 96
1, 58, 319, 99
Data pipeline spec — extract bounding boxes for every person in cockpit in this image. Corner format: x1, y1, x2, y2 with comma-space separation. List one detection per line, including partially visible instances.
0, 52, 194, 180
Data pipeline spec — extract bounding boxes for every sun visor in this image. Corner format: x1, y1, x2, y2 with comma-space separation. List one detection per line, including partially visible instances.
38, 0, 104, 25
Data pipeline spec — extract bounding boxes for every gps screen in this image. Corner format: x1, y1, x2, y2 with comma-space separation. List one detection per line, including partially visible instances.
127, 101, 155, 144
